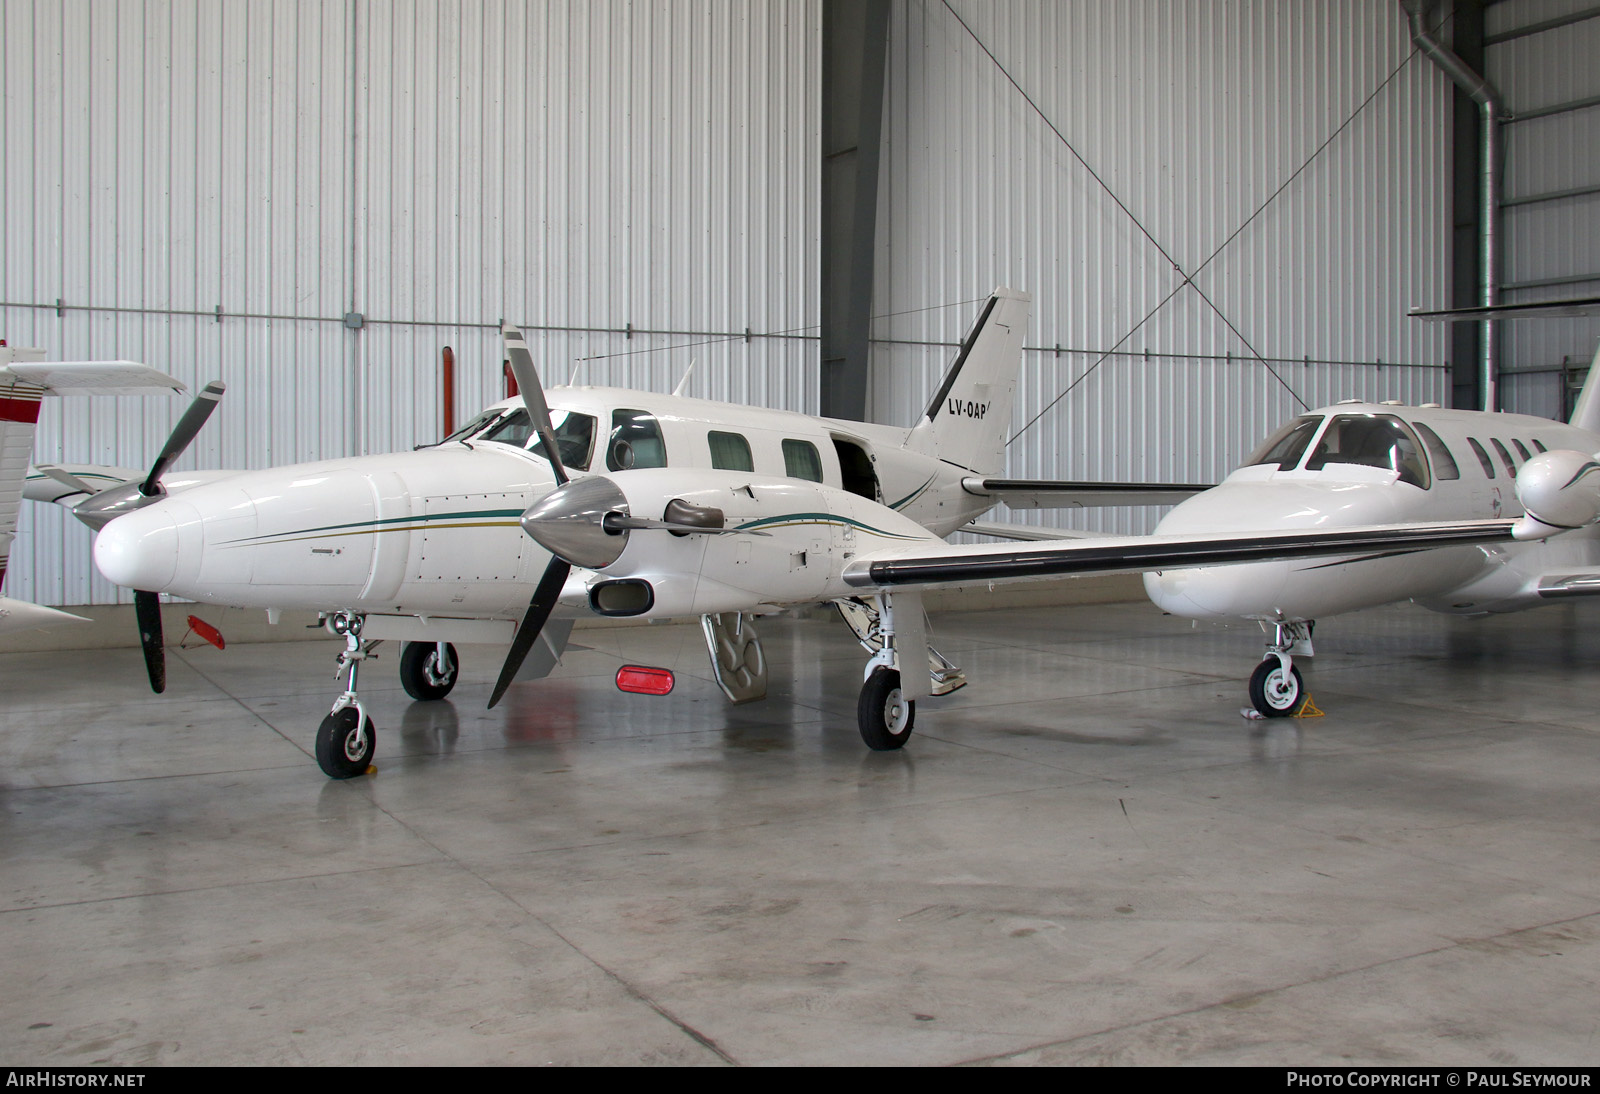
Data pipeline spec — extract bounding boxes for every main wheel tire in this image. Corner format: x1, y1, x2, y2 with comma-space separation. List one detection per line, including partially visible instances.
1248, 658, 1304, 718
399, 641, 459, 701
858, 667, 915, 750
316, 708, 375, 779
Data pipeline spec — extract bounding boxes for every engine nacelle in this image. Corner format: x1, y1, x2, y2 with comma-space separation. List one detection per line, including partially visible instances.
522, 468, 942, 616
1512, 449, 1600, 540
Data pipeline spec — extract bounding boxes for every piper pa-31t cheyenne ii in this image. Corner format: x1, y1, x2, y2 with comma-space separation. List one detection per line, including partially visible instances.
8, 289, 1559, 778
1146, 341, 1600, 718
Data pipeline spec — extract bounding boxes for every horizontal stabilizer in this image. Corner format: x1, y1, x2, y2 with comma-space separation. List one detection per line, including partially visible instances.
2, 361, 185, 396
961, 477, 1210, 509
0, 596, 89, 636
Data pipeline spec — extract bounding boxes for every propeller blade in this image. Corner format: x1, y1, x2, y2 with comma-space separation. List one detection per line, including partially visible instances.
487, 557, 572, 709
133, 589, 167, 693
141, 381, 226, 496
501, 326, 568, 487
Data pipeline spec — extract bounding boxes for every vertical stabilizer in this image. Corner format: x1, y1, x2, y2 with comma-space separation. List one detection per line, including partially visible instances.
1569, 339, 1600, 436
905, 287, 1031, 474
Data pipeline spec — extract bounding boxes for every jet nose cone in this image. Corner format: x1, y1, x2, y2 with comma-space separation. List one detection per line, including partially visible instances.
94, 502, 188, 591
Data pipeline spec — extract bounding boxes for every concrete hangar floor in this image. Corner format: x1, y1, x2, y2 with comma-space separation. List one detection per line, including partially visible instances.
2, 591, 1598, 1066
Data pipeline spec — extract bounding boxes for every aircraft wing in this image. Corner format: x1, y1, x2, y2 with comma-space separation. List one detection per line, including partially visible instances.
960, 476, 1210, 509
24, 464, 146, 505
844, 519, 1518, 590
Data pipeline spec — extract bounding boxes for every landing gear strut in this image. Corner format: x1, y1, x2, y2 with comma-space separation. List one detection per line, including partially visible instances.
1248, 620, 1312, 717
316, 612, 378, 778
844, 592, 951, 751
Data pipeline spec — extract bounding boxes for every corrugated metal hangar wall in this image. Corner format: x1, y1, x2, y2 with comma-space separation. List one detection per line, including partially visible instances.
1, 0, 1591, 605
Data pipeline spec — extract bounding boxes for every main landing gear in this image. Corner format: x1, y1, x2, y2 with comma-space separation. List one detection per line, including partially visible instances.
316, 612, 379, 779
839, 595, 963, 751
399, 641, 459, 701
1248, 620, 1313, 718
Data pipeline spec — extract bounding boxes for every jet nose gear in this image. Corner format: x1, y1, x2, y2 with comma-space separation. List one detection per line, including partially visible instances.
1247, 619, 1313, 717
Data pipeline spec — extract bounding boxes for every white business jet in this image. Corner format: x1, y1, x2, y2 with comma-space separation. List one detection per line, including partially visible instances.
10, 290, 1528, 777
1144, 342, 1600, 717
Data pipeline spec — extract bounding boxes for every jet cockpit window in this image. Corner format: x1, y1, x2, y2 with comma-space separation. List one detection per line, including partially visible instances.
1244, 415, 1323, 469
607, 410, 668, 470
480, 409, 597, 471
1303, 414, 1430, 488
1411, 422, 1459, 480
440, 408, 506, 445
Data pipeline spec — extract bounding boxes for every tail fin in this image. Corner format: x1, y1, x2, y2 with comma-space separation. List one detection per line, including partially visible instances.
905, 287, 1031, 474
1569, 339, 1600, 435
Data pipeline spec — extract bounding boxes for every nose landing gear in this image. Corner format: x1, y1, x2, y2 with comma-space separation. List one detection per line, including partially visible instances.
316, 612, 379, 778
1248, 620, 1313, 717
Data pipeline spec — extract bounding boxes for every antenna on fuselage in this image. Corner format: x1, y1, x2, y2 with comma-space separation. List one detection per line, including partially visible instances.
671, 360, 696, 398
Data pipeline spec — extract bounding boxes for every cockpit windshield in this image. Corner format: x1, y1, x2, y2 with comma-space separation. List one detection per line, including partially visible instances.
478, 408, 597, 471
1303, 414, 1429, 488
1245, 415, 1323, 469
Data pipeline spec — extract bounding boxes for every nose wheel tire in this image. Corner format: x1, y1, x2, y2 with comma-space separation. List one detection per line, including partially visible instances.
858, 667, 915, 750
400, 641, 459, 701
316, 708, 375, 779
1249, 659, 1304, 718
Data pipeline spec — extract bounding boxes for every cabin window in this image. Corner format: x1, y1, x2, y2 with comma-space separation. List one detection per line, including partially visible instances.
1303, 414, 1429, 488
782, 439, 824, 482
482, 409, 597, 471
1467, 438, 1495, 479
1245, 415, 1323, 469
1512, 439, 1531, 462
1411, 422, 1459, 481
1490, 438, 1516, 476
607, 410, 668, 470
1532, 439, 1547, 453
708, 431, 754, 472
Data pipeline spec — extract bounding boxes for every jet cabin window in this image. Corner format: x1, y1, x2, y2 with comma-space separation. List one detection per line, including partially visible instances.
1411, 422, 1459, 480
479, 409, 597, 470
1490, 438, 1517, 476
1467, 437, 1495, 478
1303, 414, 1429, 488
607, 410, 668, 470
1246, 415, 1323, 469
708, 431, 753, 472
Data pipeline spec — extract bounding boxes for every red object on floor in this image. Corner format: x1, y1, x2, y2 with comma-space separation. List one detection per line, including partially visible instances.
615, 665, 674, 696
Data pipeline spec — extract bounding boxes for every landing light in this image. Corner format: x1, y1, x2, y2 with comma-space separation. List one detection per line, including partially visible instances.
616, 665, 675, 696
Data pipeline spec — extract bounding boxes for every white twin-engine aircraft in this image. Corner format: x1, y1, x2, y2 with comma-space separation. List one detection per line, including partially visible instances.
2, 289, 1566, 779
1146, 344, 1600, 718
